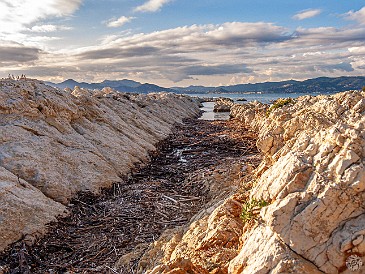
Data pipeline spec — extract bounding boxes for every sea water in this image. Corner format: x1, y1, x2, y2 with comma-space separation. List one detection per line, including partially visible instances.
199, 102, 230, 120
193, 91, 338, 121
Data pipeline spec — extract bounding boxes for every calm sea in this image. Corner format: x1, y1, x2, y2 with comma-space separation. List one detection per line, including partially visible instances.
190, 91, 337, 120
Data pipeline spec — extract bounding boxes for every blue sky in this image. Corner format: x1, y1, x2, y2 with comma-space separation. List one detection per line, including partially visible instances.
0, 0, 365, 87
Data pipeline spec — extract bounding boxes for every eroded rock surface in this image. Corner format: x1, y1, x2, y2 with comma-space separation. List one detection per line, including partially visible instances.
232, 91, 365, 273
214, 98, 234, 113
139, 90, 365, 274
0, 79, 200, 252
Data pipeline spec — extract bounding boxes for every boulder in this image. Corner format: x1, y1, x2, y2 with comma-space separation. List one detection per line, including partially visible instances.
214, 98, 234, 112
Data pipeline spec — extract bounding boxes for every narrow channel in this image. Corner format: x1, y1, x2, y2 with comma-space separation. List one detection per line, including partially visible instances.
0, 117, 258, 273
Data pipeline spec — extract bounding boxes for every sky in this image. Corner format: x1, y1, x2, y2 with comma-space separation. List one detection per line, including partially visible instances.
0, 0, 365, 87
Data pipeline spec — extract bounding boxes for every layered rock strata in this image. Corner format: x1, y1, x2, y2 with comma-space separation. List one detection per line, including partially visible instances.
139, 90, 365, 274
0, 79, 200, 252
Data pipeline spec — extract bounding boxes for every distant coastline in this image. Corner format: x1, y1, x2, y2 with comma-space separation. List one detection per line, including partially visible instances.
46, 76, 365, 95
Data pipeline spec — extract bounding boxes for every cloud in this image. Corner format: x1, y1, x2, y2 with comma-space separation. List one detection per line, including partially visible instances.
134, 0, 172, 13
106, 16, 135, 28
315, 62, 354, 72
292, 9, 322, 20
2, 20, 365, 86
78, 45, 159, 59
0, 0, 82, 36
81, 22, 289, 56
72, 22, 289, 82
46, 21, 363, 83
348, 46, 365, 55
345, 6, 365, 25
30, 24, 72, 32
292, 26, 365, 44
0, 42, 41, 64
185, 64, 252, 76
167, 64, 253, 82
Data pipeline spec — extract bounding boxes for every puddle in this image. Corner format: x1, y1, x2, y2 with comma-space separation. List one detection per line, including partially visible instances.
199, 102, 230, 121
174, 148, 191, 163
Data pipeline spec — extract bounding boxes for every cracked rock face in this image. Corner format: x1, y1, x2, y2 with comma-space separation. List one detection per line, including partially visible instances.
139, 90, 365, 274
231, 90, 365, 273
0, 79, 200, 252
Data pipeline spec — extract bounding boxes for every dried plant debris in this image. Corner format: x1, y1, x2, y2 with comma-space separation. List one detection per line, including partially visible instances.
0, 118, 259, 274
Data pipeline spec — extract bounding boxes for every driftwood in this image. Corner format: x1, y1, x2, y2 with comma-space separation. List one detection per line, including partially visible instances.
0, 118, 258, 273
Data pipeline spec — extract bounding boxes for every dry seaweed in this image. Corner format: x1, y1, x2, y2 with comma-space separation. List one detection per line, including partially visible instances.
0, 118, 258, 274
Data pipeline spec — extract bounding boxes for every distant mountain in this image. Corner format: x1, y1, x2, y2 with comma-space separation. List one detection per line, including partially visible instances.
47, 76, 365, 95
176, 76, 365, 94
46, 79, 176, 94
100, 79, 141, 88
173, 85, 211, 93
45, 79, 89, 90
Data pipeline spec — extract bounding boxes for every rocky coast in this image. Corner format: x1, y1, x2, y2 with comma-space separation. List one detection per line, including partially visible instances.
0, 79, 200, 256
138, 90, 365, 274
1, 79, 364, 274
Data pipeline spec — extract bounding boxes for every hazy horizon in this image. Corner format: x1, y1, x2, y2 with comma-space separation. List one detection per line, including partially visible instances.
1, 1, 365, 87
49, 75, 364, 89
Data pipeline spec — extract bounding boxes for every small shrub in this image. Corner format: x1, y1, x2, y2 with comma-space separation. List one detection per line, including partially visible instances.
240, 198, 269, 223
266, 98, 295, 116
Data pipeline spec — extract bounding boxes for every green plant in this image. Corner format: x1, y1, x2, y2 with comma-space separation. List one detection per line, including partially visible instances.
240, 198, 269, 223
362, 86, 365, 92
266, 98, 295, 116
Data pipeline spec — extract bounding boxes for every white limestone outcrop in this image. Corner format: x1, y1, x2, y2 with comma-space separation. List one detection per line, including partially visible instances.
230, 91, 365, 273
139, 90, 365, 274
0, 79, 200, 252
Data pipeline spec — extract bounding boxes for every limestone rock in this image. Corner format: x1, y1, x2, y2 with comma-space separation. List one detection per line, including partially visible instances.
228, 225, 322, 274
231, 90, 365, 273
0, 166, 66, 251
138, 90, 365, 274
142, 195, 244, 274
0, 78, 200, 251
214, 98, 234, 112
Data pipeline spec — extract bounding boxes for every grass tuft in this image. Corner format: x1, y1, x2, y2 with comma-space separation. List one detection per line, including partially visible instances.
240, 198, 269, 223
266, 98, 295, 116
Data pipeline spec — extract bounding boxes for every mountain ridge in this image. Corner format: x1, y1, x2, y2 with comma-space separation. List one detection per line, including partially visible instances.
45, 79, 177, 94
46, 76, 365, 94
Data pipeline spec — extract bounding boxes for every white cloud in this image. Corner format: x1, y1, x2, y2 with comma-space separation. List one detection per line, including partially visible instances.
292, 9, 322, 20
2, 21, 365, 86
76, 22, 289, 62
345, 6, 365, 25
106, 16, 135, 28
30, 24, 72, 32
68, 22, 365, 83
134, 0, 172, 13
0, 0, 82, 35
348, 46, 365, 54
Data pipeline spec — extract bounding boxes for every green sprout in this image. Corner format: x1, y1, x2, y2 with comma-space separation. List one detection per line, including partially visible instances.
266, 98, 295, 116
240, 198, 269, 223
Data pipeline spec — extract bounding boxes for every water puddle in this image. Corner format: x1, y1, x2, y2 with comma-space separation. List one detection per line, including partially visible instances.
174, 148, 191, 163
199, 102, 230, 121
